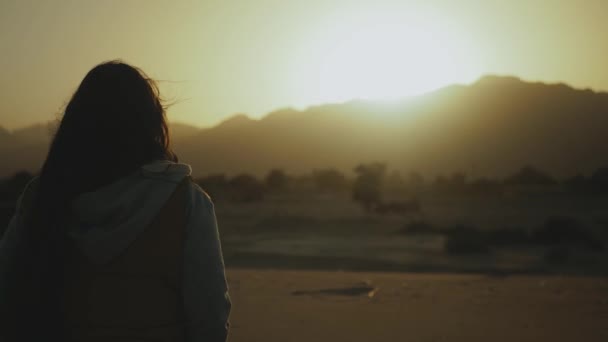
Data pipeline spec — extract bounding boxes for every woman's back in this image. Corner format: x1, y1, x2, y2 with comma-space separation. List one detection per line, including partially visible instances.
64, 172, 190, 341
0, 61, 230, 342
3, 161, 231, 342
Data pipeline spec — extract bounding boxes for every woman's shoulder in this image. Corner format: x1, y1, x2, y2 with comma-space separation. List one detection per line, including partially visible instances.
15, 176, 40, 217
139, 160, 192, 183
136, 160, 214, 210
183, 178, 214, 210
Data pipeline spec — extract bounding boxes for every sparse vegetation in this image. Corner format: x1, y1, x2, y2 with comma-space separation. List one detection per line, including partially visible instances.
228, 174, 265, 202
398, 220, 435, 235
2, 165, 608, 274
265, 169, 289, 192
196, 173, 265, 202
444, 225, 491, 255
485, 227, 531, 246
374, 199, 421, 216
504, 165, 557, 186
468, 178, 503, 196
312, 169, 347, 193
441, 217, 607, 256
544, 246, 571, 264
590, 168, 608, 192
433, 172, 468, 194
532, 216, 604, 251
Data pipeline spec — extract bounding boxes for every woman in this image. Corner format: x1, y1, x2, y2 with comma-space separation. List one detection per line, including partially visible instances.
0, 61, 231, 341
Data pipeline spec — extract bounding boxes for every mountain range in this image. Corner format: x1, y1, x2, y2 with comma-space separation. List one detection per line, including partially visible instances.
1, 75, 607, 179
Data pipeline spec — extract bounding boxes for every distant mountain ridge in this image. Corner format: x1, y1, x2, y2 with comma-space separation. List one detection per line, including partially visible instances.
1, 75, 607, 178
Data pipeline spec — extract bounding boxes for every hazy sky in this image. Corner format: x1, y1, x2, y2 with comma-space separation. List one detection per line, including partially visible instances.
1, 0, 607, 129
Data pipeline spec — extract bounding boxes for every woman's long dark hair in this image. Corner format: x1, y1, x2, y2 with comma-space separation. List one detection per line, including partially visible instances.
10, 60, 176, 340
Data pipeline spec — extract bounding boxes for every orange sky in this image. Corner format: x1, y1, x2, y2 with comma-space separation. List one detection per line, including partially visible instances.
1, 0, 607, 130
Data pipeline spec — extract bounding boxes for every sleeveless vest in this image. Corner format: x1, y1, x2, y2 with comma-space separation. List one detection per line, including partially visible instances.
64, 178, 190, 342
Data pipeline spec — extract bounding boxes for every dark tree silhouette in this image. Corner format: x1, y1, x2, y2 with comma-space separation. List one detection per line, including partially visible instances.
386, 170, 405, 191
504, 165, 556, 186
590, 167, 608, 193
229, 174, 264, 202
352, 163, 387, 212
469, 177, 503, 196
265, 169, 288, 191
312, 169, 347, 193
405, 171, 425, 191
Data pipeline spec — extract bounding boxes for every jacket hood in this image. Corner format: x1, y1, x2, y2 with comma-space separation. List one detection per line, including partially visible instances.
68, 160, 192, 264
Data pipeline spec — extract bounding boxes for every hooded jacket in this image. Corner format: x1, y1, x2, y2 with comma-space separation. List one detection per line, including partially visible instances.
0, 160, 231, 341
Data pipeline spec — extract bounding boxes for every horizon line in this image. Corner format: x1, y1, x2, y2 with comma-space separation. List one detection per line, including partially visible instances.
3, 73, 607, 132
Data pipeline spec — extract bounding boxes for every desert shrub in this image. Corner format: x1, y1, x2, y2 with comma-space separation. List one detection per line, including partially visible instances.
254, 215, 318, 233
596, 218, 608, 231
504, 165, 557, 186
312, 169, 347, 193
562, 174, 590, 194
590, 168, 608, 194
404, 171, 425, 193
532, 216, 604, 251
562, 169, 608, 195
431, 172, 466, 193
353, 163, 386, 212
289, 174, 315, 192
444, 225, 490, 255
486, 227, 531, 246
265, 169, 289, 192
468, 178, 504, 196
398, 220, 435, 235
229, 174, 265, 202
445, 172, 468, 194
432, 175, 448, 191
385, 170, 406, 192
441, 218, 605, 255
375, 199, 421, 216
544, 246, 570, 264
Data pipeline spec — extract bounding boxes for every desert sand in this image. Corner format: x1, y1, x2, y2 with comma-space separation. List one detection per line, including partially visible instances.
226, 269, 608, 342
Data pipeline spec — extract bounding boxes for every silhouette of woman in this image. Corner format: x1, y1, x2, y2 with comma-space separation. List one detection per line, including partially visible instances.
0, 60, 231, 341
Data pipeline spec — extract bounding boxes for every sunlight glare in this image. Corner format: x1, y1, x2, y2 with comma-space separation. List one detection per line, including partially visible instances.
316, 15, 482, 102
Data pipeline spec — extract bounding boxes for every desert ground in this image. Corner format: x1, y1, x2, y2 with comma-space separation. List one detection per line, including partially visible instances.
217, 191, 608, 341
226, 269, 608, 342
218, 191, 608, 276
2, 177, 607, 341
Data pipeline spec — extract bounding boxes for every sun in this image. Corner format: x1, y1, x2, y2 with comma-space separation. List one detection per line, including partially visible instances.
315, 14, 482, 102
